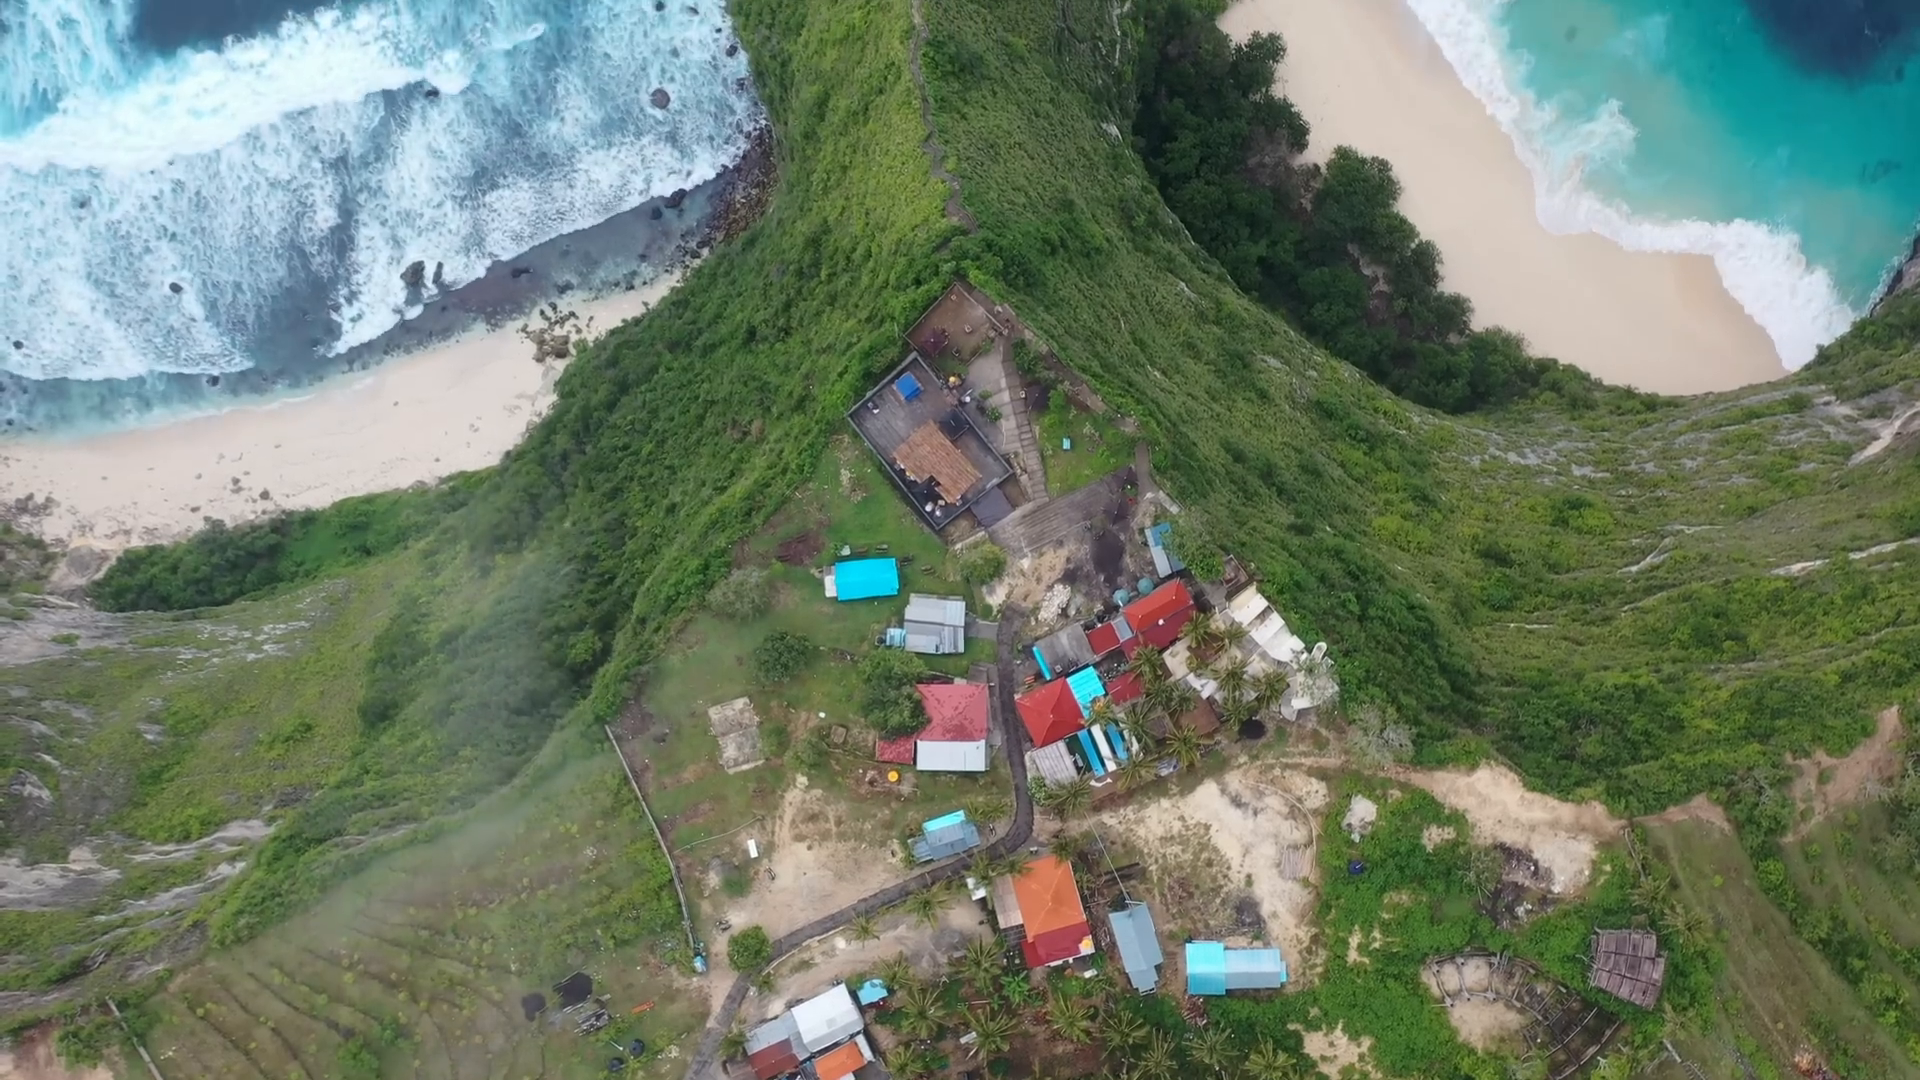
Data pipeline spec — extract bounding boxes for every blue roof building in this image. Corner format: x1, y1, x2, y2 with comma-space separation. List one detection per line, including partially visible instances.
855, 978, 890, 1006
909, 810, 982, 863
829, 558, 901, 601
1108, 903, 1164, 993
1185, 941, 1287, 996
1146, 522, 1187, 579
1065, 667, 1107, 715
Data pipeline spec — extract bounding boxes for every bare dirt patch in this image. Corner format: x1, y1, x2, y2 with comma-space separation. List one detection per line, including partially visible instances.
748, 898, 985, 1024
984, 546, 1070, 611
1420, 824, 1456, 851
1299, 1023, 1373, 1077
774, 529, 824, 566
1639, 794, 1732, 832
1788, 706, 1905, 838
1393, 764, 1621, 895
0, 1028, 111, 1080
1420, 953, 1530, 1052
1101, 764, 1327, 980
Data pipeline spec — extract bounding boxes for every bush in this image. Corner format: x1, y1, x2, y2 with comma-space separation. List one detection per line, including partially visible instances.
710, 567, 772, 620
858, 649, 929, 736
53, 1018, 117, 1068
1163, 517, 1224, 582
753, 630, 814, 684
956, 541, 1008, 584
761, 721, 793, 758
728, 924, 773, 971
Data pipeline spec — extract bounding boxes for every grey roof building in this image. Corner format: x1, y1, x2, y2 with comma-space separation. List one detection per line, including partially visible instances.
909, 810, 983, 863
1107, 902, 1164, 993
901, 593, 968, 655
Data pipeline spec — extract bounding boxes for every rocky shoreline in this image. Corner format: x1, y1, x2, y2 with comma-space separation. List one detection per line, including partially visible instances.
1873, 232, 1920, 315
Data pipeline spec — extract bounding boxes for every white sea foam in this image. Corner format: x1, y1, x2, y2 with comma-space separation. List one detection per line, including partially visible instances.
1401, 0, 1858, 368
0, 0, 759, 381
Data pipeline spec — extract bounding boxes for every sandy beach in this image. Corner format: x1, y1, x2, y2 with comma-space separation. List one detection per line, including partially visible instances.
0, 271, 682, 563
1219, 0, 1789, 395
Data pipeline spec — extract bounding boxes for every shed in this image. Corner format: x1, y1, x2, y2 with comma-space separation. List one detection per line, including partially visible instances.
1015, 680, 1085, 748
914, 682, 990, 772
1086, 616, 1135, 658
874, 734, 916, 765
910, 810, 983, 862
1122, 580, 1196, 649
1032, 623, 1096, 679
1025, 740, 1081, 786
901, 593, 968, 654
1108, 902, 1164, 993
743, 1013, 803, 1080
792, 983, 864, 1053
1589, 929, 1666, 1008
1145, 522, 1186, 579
829, 558, 901, 602
1064, 667, 1107, 715
1185, 942, 1287, 995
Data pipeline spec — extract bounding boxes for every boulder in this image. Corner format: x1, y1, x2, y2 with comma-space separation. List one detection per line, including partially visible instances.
168, 281, 183, 294
650, 87, 671, 109
664, 188, 689, 210
400, 259, 427, 290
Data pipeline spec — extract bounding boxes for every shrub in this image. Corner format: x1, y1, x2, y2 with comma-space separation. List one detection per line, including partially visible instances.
956, 541, 1008, 584
728, 924, 773, 971
761, 721, 793, 758
710, 567, 772, 620
753, 631, 814, 684
858, 649, 929, 736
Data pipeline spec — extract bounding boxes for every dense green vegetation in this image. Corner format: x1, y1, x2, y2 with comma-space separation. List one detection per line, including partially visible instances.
1130, 0, 1634, 414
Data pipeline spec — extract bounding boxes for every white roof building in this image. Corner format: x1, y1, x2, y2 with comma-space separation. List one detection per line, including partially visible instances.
791, 983, 864, 1053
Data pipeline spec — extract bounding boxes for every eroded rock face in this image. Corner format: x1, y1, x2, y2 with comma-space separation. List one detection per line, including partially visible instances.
1876, 233, 1920, 314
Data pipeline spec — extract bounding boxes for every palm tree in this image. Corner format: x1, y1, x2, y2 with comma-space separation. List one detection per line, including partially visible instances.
1128, 1028, 1179, 1080
1180, 612, 1222, 657
964, 793, 1012, 828
894, 980, 949, 1039
1048, 830, 1088, 865
1186, 1026, 1233, 1077
1243, 1038, 1301, 1080
903, 885, 949, 928
1000, 971, 1040, 1010
1663, 900, 1710, 947
1045, 990, 1095, 1044
718, 1026, 747, 1061
957, 937, 1006, 991
1249, 669, 1290, 716
889, 1044, 940, 1080
1097, 1010, 1148, 1055
1630, 866, 1672, 911
848, 913, 880, 943
1163, 723, 1203, 770
1157, 679, 1198, 727
1117, 754, 1158, 793
874, 953, 916, 990
1212, 656, 1251, 709
1125, 643, 1166, 684
1043, 775, 1094, 820
967, 1007, 1018, 1056
1046, 991, 1096, 1044
1114, 701, 1156, 746
1216, 618, 1250, 651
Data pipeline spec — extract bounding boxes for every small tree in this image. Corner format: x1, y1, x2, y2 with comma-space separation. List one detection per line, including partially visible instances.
710, 566, 771, 620
1164, 516, 1224, 582
726, 925, 773, 972
1347, 702, 1414, 768
849, 914, 881, 942
752, 630, 814, 683
1046, 991, 1095, 1044
718, 1027, 749, 1062
1163, 724, 1203, 770
956, 541, 1008, 584
858, 649, 929, 737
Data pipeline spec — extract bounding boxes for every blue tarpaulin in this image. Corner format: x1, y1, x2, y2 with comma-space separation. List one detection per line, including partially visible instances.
833, 558, 901, 601
856, 979, 889, 1006
1076, 729, 1106, 776
1065, 667, 1107, 714
896, 372, 923, 401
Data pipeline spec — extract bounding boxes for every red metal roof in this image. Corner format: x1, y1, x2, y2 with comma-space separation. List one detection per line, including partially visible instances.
1122, 580, 1196, 649
1086, 616, 1134, 657
1015, 680, 1084, 747
874, 735, 916, 765
916, 682, 990, 742
1021, 920, 1094, 967
747, 1038, 801, 1079
1104, 671, 1144, 706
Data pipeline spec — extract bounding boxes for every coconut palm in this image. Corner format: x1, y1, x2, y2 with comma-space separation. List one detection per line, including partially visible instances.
848, 913, 880, 943
1115, 701, 1156, 746
1155, 679, 1198, 728
1129, 1028, 1179, 1080
1662, 900, 1710, 947
903, 885, 949, 928
1216, 617, 1250, 650
1117, 754, 1158, 793
1186, 1026, 1234, 1077
1045, 991, 1096, 1044
1242, 1038, 1301, 1080
957, 937, 1006, 991
964, 793, 1012, 828
1630, 866, 1672, 911
1163, 723, 1203, 770
1097, 1010, 1148, 1055
967, 1007, 1018, 1056
1212, 656, 1252, 709
893, 980, 950, 1039
1249, 669, 1290, 716
967, 851, 1020, 887
1044, 775, 1094, 820
1125, 643, 1166, 683
874, 953, 916, 990
1048, 830, 1088, 865
1180, 612, 1223, 657
718, 1026, 748, 1061
889, 1044, 940, 1080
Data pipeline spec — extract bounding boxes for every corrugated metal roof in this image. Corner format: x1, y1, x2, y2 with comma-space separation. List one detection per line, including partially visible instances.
744, 1012, 799, 1055
902, 622, 966, 654
1146, 523, 1186, 578
1065, 667, 1107, 713
916, 739, 987, 772
1026, 740, 1080, 785
1225, 947, 1287, 990
1187, 941, 1228, 996
1033, 624, 1096, 677
1108, 903, 1163, 992
812, 1037, 871, 1080
910, 821, 982, 862
903, 593, 967, 626
792, 984, 864, 1052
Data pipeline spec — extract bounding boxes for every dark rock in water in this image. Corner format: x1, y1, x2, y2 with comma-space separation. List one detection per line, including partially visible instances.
650, 87, 671, 109
400, 260, 427, 290
726, 42, 738, 57
73, 194, 90, 210
1874, 231, 1920, 315
11, 340, 22, 350
649, 206, 664, 220
206, 375, 220, 387
686, 4, 699, 12
557, 280, 575, 295
423, 86, 441, 99
511, 266, 533, 279
431, 261, 446, 288
664, 188, 688, 210
654, 0, 664, 9
168, 281, 183, 294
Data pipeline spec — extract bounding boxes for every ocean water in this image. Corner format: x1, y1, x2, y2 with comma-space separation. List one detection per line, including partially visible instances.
1403, 0, 1920, 368
0, 0, 760, 429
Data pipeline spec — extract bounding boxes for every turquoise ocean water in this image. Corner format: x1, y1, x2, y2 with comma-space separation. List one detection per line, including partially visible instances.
1403, 0, 1920, 367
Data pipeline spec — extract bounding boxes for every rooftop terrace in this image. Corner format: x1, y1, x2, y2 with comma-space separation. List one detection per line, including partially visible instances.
848, 352, 1013, 531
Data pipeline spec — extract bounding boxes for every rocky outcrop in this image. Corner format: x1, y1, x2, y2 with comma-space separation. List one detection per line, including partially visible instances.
1874, 232, 1920, 314
400, 259, 427, 291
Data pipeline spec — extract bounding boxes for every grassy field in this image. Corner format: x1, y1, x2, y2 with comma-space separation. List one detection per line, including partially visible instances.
138, 748, 705, 1080
1035, 392, 1136, 496
1645, 819, 1916, 1080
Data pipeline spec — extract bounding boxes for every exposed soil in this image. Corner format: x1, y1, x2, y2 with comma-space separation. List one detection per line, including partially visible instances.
773, 529, 823, 567
1299, 1023, 1373, 1077
1392, 763, 1622, 895
0, 1027, 112, 1080
746, 897, 984, 1024
1639, 794, 1733, 832
1100, 764, 1326, 981
1420, 953, 1531, 1052
984, 547, 1071, 612
1787, 706, 1906, 839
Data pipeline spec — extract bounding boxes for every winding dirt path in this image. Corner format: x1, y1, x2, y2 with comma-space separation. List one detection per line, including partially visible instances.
907, 0, 976, 231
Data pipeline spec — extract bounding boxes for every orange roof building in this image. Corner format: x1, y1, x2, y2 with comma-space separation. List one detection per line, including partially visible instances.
811, 1037, 872, 1080
1010, 854, 1094, 968
1015, 680, 1085, 748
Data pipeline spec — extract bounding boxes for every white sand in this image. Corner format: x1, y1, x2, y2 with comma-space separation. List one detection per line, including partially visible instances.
1219, 0, 1789, 395
0, 272, 682, 561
